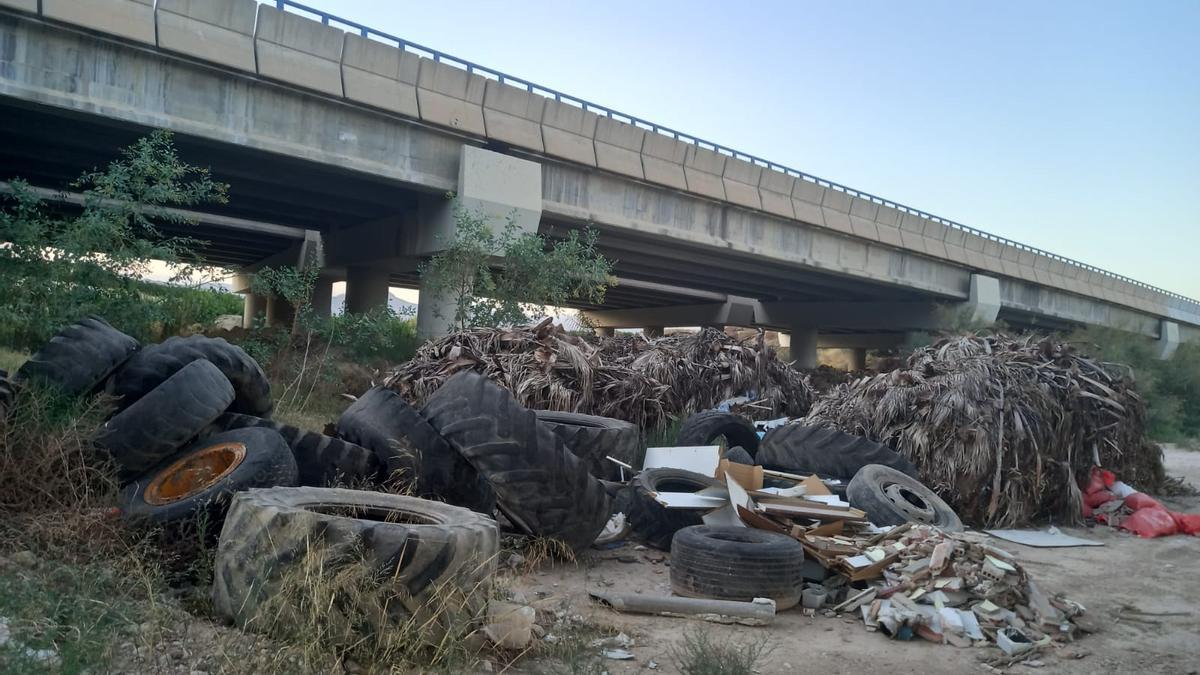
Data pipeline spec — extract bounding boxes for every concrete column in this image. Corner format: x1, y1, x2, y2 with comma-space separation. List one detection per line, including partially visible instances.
1157, 320, 1180, 360
964, 274, 1001, 325
345, 266, 391, 314
310, 275, 334, 318
788, 326, 818, 369
265, 295, 295, 328
644, 326, 664, 339
416, 281, 460, 341
242, 293, 266, 329
849, 348, 868, 371
596, 327, 615, 338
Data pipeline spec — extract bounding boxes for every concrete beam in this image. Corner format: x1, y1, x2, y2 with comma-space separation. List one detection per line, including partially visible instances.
757, 301, 941, 331
482, 80, 546, 152
416, 57, 486, 136
583, 303, 729, 329
155, 0, 257, 73
612, 278, 727, 302
815, 332, 908, 350
541, 99, 599, 166
0, 1, 36, 14
964, 273, 1001, 325
1158, 320, 1180, 360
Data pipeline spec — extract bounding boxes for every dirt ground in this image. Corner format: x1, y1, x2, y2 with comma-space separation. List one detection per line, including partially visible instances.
511, 447, 1200, 675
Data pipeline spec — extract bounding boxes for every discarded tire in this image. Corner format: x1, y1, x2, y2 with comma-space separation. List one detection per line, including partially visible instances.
675, 411, 760, 455
212, 487, 498, 636
106, 335, 272, 417
16, 316, 139, 396
847, 464, 963, 531
534, 411, 639, 480
207, 413, 379, 488
625, 468, 722, 551
756, 424, 918, 480
336, 387, 495, 514
670, 525, 805, 610
723, 446, 755, 466
119, 427, 299, 526
97, 360, 234, 477
423, 372, 611, 551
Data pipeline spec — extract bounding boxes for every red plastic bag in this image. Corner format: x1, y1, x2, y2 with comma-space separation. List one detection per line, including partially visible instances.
1170, 512, 1200, 536
1124, 492, 1164, 511
1120, 507, 1179, 538
1085, 489, 1116, 509
1080, 501, 1093, 519
1085, 467, 1116, 494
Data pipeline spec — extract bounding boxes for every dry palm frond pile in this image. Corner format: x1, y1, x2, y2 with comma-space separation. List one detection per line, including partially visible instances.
601, 327, 811, 419
806, 333, 1164, 528
384, 321, 810, 429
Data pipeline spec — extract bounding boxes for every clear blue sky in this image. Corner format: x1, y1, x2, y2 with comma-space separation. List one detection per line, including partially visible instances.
317, 0, 1200, 298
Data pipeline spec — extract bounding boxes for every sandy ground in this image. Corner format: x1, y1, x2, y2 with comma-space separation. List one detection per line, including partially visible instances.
511, 447, 1200, 674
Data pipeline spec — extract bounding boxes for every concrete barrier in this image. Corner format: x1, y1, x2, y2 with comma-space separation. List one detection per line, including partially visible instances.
640, 132, 688, 190
756, 168, 796, 219
819, 189, 854, 235
541, 99, 598, 166
254, 6, 344, 97
482, 80, 545, 152
722, 157, 762, 210
155, 0, 256, 73
0, 1, 37, 13
593, 117, 645, 179
42, 0, 155, 45
341, 34, 419, 118
416, 58, 486, 136
683, 145, 726, 200
791, 179, 826, 227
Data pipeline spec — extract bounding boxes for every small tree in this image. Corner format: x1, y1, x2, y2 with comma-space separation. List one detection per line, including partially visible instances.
419, 205, 614, 331
0, 130, 228, 347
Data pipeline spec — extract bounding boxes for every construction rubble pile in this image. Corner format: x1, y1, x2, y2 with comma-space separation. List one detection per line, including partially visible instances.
9, 316, 1196, 668
385, 320, 811, 429
806, 333, 1165, 528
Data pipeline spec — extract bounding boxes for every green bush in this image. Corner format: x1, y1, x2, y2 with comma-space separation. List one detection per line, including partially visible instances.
312, 309, 420, 363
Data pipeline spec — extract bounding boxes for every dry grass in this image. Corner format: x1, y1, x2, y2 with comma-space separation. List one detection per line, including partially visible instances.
668, 627, 773, 675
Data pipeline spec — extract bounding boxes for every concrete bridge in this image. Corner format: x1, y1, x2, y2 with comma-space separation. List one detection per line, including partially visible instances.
0, 0, 1195, 366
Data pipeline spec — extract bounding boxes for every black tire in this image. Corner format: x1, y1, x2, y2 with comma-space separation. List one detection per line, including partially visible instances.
422, 372, 611, 551
336, 387, 495, 514
119, 427, 299, 526
723, 446, 755, 465
756, 424, 918, 480
534, 411, 640, 481
106, 335, 271, 417
676, 411, 760, 455
207, 413, 380, 488
670, 525, 805, 610
625, 468, 722, 551
16, 316, 139, 396
211, 487, 499, 636
847, 464, 963, 531
97, 359, 234, 477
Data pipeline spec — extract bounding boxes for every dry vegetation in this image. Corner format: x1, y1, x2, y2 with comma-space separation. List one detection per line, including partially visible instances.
807, 333, 1165, 527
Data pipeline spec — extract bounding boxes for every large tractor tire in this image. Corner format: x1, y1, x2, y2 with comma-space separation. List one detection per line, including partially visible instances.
106, 335, 272, 417
97, 359, 234, 477
211, 487, 498, 639
756, 424, 918, 480
423, 372, 611, 551
534, 411, 639, 481
623, 468, 722, 551
675, 411, 760, 456
17, 316, 139, 396
336, 386, 494, 513
206, 413, 379, 488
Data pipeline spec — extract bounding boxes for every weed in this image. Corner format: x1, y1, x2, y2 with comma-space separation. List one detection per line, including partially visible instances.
668, 626, 773, 675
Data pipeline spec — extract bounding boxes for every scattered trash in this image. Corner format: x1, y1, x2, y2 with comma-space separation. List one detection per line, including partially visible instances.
1083, 466, 1200, 537
483, 602, 536, 650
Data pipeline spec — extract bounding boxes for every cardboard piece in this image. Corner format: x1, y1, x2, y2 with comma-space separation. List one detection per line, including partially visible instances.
718, 459, 764, 490
642, 446, 722, 476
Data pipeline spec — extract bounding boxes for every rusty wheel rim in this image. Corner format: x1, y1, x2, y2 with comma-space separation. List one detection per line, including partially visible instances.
143, 441, 247, 506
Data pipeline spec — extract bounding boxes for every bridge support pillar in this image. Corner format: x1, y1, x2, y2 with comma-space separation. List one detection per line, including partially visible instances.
787, 326, 818, 370
643, 326, 664, 339
1157, 320, 1180, 360
242, 293, 266, 329
416, 281, 459, 341
265, 295, 295, 328
849, 348, 868, 371
596, 327, 615, 338
311, 275, 334, 318
345, 266, 390, 314
964, 274, 1001, 325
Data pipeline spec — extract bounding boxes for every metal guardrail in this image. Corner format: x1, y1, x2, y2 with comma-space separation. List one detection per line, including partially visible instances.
273, 0, 1196, 306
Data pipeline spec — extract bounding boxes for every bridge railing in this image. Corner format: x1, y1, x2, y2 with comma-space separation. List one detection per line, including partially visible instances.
272, 0, 1194, 305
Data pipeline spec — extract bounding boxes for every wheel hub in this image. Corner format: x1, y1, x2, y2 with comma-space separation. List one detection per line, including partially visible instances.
144, 441, 247, 505
882, 483, 936, 523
